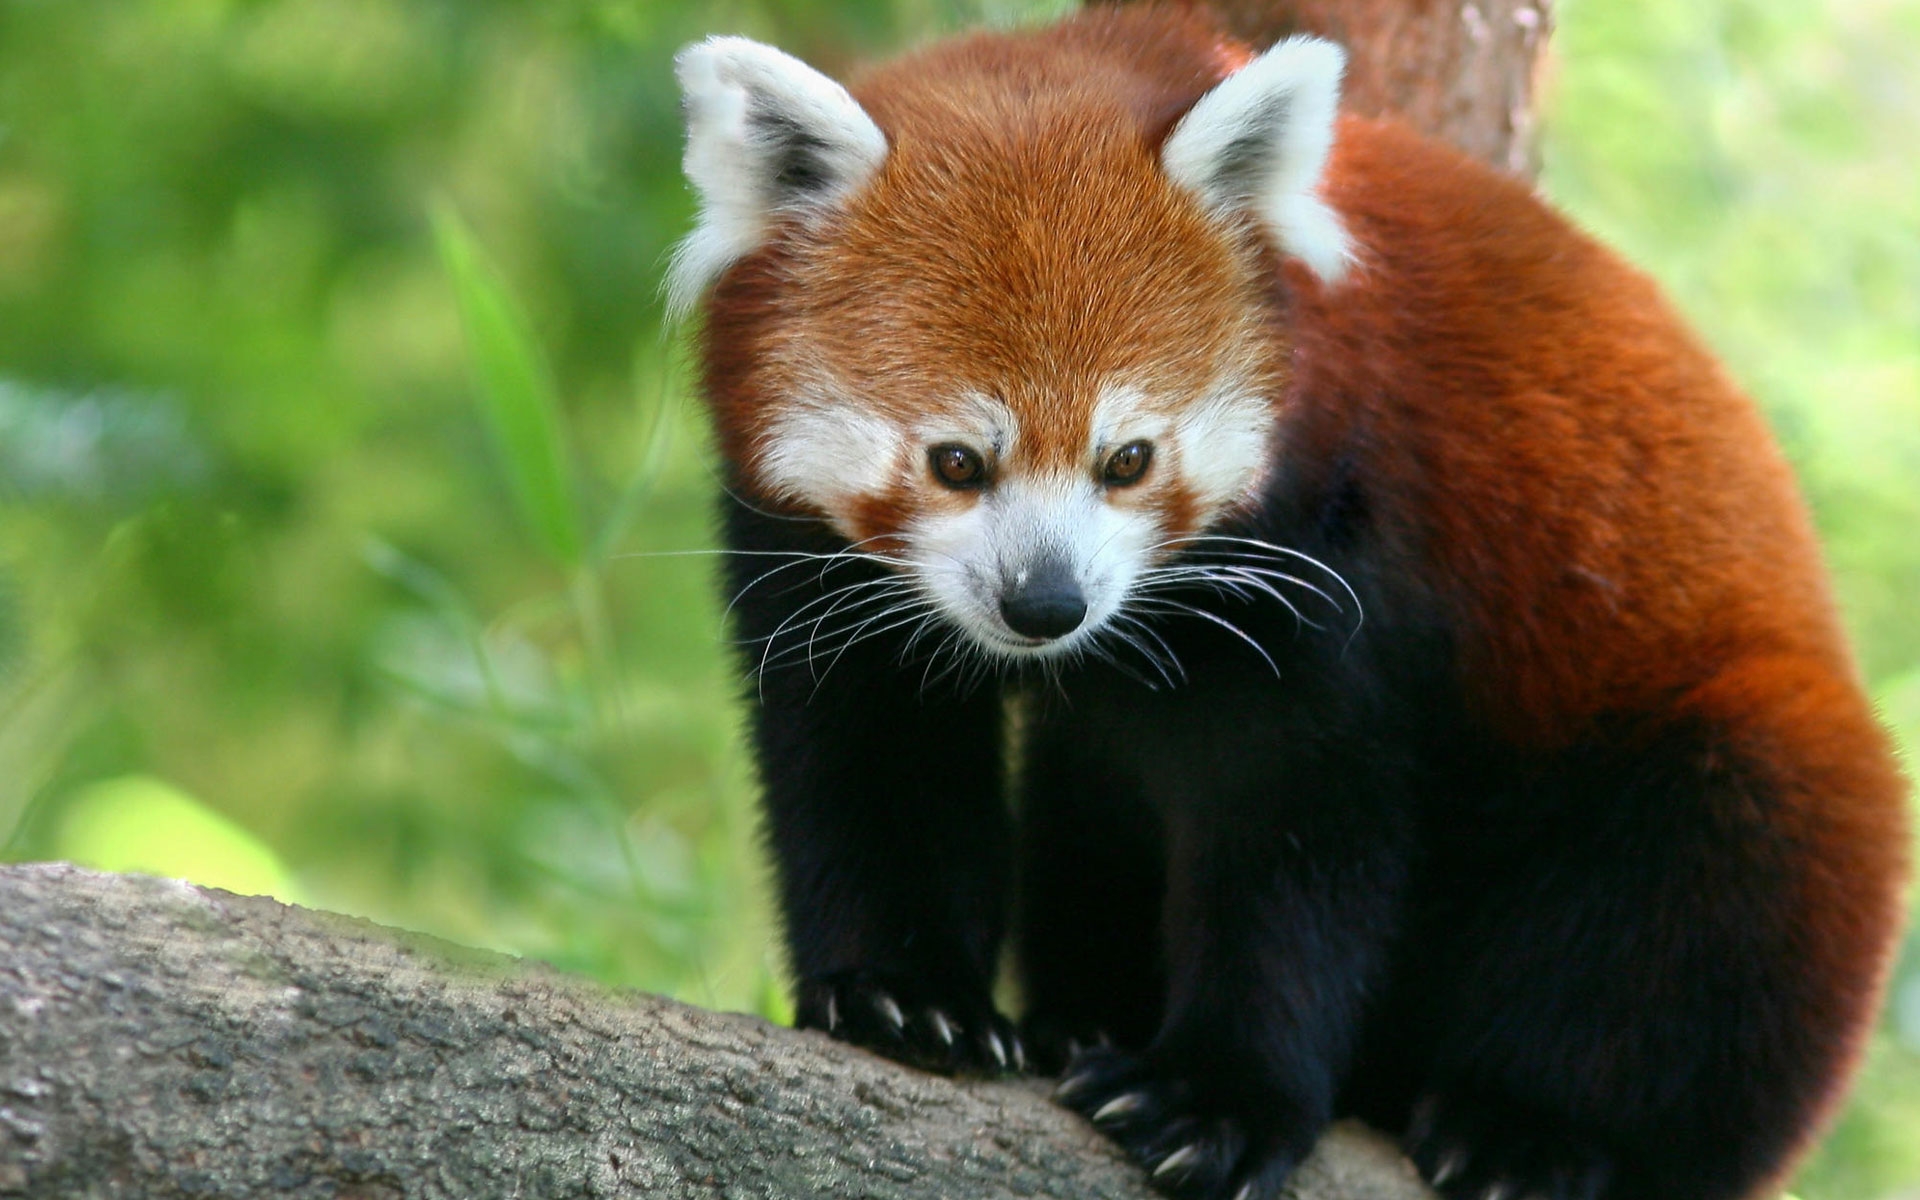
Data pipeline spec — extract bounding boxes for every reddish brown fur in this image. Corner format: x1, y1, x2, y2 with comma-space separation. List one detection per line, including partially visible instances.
1292, 119, 1852, 739
695, 12, 1908, 1191
1289, 125, 1908, 1142
1292, 119, 1909, 1169
704, 8, 1284, 546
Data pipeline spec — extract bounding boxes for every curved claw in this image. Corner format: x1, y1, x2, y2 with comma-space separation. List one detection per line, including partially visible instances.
1154, 1143, 1201, 1180
927, 1009, 958, 1047
1092, 1091, 1150, 1124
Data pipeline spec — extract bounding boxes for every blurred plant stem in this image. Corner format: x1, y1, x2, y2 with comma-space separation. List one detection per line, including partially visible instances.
569, 565, 623, 735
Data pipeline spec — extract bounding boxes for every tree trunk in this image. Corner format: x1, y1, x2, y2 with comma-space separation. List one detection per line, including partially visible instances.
1102, 0, 1554, 175
0, 864, 1433, 1199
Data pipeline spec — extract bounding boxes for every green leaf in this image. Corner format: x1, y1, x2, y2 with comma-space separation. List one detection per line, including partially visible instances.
591, 340, 681, 565
432, 203, 583, 566
55, 774, 304, 904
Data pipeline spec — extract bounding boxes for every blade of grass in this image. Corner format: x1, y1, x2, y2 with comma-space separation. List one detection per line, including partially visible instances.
0, 564, 21, 683
432, 203, 583, 567
591, 337, 682, 566
361, 536, 515, 722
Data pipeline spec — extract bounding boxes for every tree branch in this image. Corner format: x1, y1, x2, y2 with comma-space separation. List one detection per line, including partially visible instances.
0, 864, 1433, 1199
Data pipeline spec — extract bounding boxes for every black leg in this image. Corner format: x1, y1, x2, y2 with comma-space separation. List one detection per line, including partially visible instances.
726, 503, 1020, 1076
1055, 720, 1416, 1200
1015, 717, 1167, 1072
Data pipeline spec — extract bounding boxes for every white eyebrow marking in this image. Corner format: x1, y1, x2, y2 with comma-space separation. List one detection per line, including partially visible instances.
914, 391, 1020, 458
1091, 383, 1170, 451
1093, 377, 1275, 507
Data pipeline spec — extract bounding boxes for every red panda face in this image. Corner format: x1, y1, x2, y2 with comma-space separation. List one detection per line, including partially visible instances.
674, 27, 1348, 658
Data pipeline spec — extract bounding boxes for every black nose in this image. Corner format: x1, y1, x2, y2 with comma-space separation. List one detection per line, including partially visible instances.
998, 564, 1087, 640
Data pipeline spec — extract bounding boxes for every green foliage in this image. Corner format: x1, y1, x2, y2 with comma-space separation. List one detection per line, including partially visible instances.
432, 204, 584, 568
53, 773, 305, 903
0, 0, 1914, 1191
0, 566, 20, 682
1544, 0, 1920, 694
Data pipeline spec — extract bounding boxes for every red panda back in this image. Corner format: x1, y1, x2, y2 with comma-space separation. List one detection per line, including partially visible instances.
1295, 125, 1906, 1159
1294, 116, 1857, 745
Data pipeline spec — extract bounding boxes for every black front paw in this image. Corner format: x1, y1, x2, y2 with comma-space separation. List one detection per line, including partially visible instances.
1055, 1047, 1311, 1200
794, 969, 1023, 1076
1405, 1090, 1614, 1200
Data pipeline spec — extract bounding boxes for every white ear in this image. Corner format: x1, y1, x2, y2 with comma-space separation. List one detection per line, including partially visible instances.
1161, 36, 1351, 282
667, 36, 889, 317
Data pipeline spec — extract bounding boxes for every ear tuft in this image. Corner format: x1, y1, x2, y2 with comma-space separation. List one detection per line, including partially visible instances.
667, 37, 888, 318
1161, 36, 1352, 282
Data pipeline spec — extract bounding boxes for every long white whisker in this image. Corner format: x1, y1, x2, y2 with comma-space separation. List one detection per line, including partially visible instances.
1137, 566, 1322, 632
800, 579, 917, 680
1127, 597, 1281, 678
803, 597, 943, 697
1146, 567, 1262, 604
1101, 616, 1179, 689
743, 576, 902, 650
1155, 533, 1363, 633
1146, 560, 1341, 614
619, 535, 902, 612
755, 580, 916, 670
726, 551, 912, 618
612, 544, 902, 563
753, 578, 907, 696
1109, 611, 1187, 686
918, 625, 974, 696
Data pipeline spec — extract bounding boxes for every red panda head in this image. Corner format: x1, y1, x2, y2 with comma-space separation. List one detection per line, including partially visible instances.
673, 15, 1349, 658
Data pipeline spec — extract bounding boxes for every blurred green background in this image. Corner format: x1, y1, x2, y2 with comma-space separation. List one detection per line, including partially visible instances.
1, 0, 1914, 1193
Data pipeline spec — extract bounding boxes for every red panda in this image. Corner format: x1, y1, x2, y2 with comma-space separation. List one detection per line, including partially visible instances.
668, 6, 1910, 1200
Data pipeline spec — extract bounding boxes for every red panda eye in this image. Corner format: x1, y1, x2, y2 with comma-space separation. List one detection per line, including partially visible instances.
930, 444, 987, 489
1103, 441, 1153, 486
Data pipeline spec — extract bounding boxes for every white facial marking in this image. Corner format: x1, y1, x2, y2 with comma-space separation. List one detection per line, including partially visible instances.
1173, 382, 1275, 509
759, 389, 903, 526
907, 471, 1158, 660
1161, 35, 1353, 282
891, 378, 1275, 660
1091, 384, 1171, 453
669, 36, 889, 317
915, 391, 1019, 462
1096, 378, 1274, 510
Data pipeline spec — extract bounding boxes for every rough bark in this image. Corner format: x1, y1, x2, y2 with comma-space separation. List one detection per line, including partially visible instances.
0, 864, 1434, 1199
1102, 0, 1554, 175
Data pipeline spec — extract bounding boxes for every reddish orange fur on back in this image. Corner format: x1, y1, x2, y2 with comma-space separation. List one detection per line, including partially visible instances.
1286, 120, 1908, 1144
1293, 118, 1857, 743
